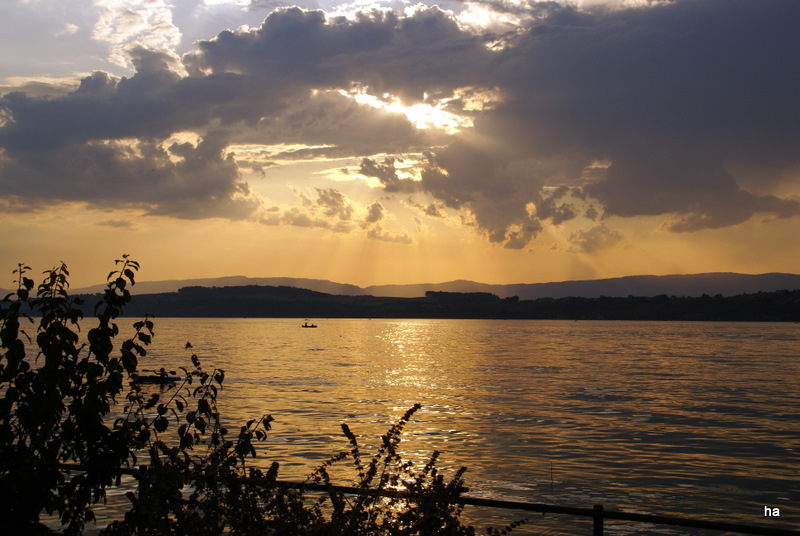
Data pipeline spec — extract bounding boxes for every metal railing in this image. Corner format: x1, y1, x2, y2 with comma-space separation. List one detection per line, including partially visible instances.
57, 465, 798, 535
281, 481, 799, 536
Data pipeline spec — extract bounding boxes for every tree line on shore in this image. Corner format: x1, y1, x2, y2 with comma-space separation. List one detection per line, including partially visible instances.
67, 285, 800, 321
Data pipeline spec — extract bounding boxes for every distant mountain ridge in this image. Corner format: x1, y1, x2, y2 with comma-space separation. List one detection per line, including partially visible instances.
70, 276, 364, 297
59, 272, 800, 300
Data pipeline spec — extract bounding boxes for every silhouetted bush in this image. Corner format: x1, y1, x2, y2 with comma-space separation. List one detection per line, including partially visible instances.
1, 257, 524, 535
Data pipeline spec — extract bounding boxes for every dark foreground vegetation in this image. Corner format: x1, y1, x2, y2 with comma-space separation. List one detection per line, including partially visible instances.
73, 285, 800, 321
0, 258, 525, 535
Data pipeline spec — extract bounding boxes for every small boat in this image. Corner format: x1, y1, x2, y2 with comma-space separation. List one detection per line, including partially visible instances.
301, 320, 317, 328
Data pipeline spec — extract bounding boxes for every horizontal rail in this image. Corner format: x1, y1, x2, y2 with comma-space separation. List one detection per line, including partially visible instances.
460, 497, 798, 536
57, 466, 798, 536
279, 481, 799, 536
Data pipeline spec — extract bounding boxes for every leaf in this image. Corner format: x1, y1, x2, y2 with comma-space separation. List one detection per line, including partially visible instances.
144, 394, 160, 409
121, 352, 138, 373
153, 416, 168, 433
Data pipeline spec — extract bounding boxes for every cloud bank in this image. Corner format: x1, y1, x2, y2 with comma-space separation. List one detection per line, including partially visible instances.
1, 0, 799, 247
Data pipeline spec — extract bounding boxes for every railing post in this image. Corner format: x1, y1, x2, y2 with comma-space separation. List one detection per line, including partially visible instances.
593, 504, 604, 536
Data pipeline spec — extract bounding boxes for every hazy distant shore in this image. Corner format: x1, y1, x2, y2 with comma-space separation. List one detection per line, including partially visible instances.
61, 271, 800, 300
66, 286, 800, 322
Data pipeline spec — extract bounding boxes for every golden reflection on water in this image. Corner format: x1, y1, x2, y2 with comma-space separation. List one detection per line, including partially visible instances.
92, 318, 800, 534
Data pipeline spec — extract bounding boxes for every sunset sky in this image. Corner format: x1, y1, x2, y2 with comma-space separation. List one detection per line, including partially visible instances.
1, 0, 799, 289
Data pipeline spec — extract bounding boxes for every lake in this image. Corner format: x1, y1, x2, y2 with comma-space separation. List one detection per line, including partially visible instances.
86, 318, 800, 534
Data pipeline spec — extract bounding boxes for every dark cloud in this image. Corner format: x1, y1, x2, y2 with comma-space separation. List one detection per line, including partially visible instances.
377, 0, 796, 247
96, 219, 135, 229
367, 225, 412, 244
184, 7, 493, 104
359, 157, 421, 193
0, 81, 76, 100
0, 195, 48, 214
569, 224, 623, 253
259, 187, 411, 243
236, 90, 424, 158
406, 198, 446, 218
0, 122, 259, 219
261, 187, 355, 230
314, 187, 354, 221
0, 7, 477, 219
420, 139, 576, 244
476, 0, 800, 235
0, 0, 798, 246
584, 150, 800, 231
364, 201, 384, 224
271, 207, 331, 229
503, 220, 543, 250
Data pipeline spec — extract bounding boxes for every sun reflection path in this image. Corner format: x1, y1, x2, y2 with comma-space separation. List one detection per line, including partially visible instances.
124, 318, 800, 534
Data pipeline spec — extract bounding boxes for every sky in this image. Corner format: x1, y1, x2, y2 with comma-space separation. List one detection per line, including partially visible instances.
1, 0, 799, 289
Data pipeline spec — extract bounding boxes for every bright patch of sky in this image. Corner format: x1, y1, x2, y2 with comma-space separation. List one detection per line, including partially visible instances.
340, 89, 471, 134
92, 0, 183, 67
203, 0, 250, 5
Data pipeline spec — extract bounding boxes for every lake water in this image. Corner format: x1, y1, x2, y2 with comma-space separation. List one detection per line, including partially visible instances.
87, 318, 800, 534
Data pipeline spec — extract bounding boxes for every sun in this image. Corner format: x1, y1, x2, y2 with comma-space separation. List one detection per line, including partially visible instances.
338, 87, 474, 134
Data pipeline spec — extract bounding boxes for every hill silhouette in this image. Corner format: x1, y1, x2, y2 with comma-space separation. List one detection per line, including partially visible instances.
62, 271, 800, 300
65, 285, 800, 321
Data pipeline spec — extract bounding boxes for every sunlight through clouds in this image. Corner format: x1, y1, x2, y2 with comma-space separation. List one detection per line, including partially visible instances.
339, 88, 471, 134
92, 0, 183, 69
1, 0, 799, 286
203, 0, 250, 5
